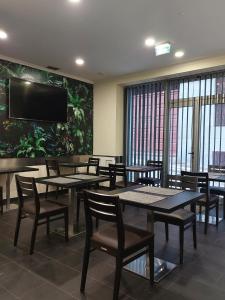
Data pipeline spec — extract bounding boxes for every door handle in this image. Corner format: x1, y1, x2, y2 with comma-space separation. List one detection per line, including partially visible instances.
188, 152, 194, 155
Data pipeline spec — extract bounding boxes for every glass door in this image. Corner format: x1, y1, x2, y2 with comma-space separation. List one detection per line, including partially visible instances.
167, 76, 219, 183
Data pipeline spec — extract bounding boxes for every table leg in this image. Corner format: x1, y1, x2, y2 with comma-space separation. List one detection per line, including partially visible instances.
6, 173, 11, 211
68, 187, 76, 237
68, 187, 85, 237
52, 187, 85, 239
124, 210, 177, 282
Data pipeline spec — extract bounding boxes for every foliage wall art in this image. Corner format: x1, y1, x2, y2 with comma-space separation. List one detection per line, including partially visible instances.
0, 59, 93, 158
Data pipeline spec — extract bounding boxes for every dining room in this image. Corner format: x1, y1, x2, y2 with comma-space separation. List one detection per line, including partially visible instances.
1, 1, 225, 300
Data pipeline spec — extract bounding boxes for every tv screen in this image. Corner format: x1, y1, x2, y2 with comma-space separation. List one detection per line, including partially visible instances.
9, 78, 68, 122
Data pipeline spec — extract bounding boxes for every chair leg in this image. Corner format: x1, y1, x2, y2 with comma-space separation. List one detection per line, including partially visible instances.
80, 240, 91, 293
113, 256, 123, 300
216, 202, 219, 227
0, 187, 3, 215
0, 202, 3, 215
64, 209, 69, 242
165, 223, 169, 242
56, 187, 59, 199
204, 207, 209, 235
179, 225, 184, 264
45, 185, 49, 199
14, 209, 22, 246
96, 218, 99, 229
46, 217, 50, 236
149, 239, 154, 286
76, 197, 80, 225
193, 219, 197, 249
30, 217, 38, 255
223, 196, 225, 220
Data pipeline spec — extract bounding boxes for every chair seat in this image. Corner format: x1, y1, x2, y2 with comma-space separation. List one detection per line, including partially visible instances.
91, 224, 153, 253
196, 195, 219, 206
137, 177, 161, 185
23, 200, 67, 215
154, 209, 195, 224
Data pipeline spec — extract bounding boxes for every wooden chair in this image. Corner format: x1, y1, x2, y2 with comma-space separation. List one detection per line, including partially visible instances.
86, 157, 100, 175
109, 164, 128, 189
154, 171, 197, 264
80, 191, 154, 300
137, 160, 163, 186
208, 165, 225, 219
14, 175, 68, 254
188, 171, 219, 234
95, 165, 115, 190
76, 165, 115, 225
45, 159, 61, 199
0, 186, 3, 215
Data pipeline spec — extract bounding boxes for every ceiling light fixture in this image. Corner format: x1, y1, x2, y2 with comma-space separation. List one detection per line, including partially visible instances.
155, 42, 171, 56
175, 50, 184, 58
0, 30, 8, 40
75, 58, 85, 66
69, 0, 81, 3
145, 37, 155, 47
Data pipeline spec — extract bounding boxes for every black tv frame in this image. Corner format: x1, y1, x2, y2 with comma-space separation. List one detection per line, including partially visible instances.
8, 78, 68, 123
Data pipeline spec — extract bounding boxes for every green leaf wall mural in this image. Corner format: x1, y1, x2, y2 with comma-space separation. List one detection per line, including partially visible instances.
0, 59, 93, 158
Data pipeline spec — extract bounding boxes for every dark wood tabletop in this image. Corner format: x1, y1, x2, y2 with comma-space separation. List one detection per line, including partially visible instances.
59, 162, 90, 168
126, 165, 162, 173
208, 172, 225, 183
111, 185, 203, 213
35, 174, 110, 188
0, 166, 39, 175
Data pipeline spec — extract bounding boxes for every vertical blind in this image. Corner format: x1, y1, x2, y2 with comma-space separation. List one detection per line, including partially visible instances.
125, 70, 225, 184
125, 82, 165, 180
168, 72, 225, 177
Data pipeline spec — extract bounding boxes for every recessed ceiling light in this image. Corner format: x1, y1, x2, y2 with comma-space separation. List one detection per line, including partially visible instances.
24, 81, 31, 85
145, 37, 155, 47
75, 58, 85, 66
68, 0, 81, 3
175, 50, 184, 58
155, 42, 171, 56
0, 30, 8, 40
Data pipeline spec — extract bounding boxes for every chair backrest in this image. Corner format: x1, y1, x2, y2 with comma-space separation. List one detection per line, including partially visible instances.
45, 159, 60, 177
146, 160, 163, 179
87, 157, 100, 175
98, 166, 114, 189
180, 171, 198, 192
84, 191, 124, 250
146, 160, 163, 168
109, 164, 127, 188
208, 165, 225, 173
15, 175, 40, 214
181, 171, 209, 199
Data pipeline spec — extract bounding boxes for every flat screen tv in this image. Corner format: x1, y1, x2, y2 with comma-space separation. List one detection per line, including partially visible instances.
9, 78, 68, 122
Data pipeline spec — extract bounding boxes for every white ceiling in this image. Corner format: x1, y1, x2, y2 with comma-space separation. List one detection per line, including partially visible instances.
1, 0, 225, 81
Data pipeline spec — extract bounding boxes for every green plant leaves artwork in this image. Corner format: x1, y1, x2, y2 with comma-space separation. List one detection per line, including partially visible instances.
0, 59, 93, 158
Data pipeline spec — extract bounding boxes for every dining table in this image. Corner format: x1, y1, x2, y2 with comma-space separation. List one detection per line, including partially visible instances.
36, 173, 110, 237
125, 164, 163, 184
0, 166, 39, 210
126, 165, 162, 173
111, 184, 203, 282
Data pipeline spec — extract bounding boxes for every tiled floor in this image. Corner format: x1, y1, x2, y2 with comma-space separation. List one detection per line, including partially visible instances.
1, 196, 225, 300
